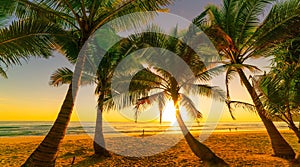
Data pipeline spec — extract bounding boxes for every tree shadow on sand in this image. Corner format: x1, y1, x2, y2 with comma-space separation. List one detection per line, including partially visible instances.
71, 154, 107, 166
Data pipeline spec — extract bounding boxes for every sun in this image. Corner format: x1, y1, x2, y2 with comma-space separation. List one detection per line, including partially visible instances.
162, 101, 177, 123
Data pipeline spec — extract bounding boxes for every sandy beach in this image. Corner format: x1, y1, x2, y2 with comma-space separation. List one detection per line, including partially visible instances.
0, 131, 298, 167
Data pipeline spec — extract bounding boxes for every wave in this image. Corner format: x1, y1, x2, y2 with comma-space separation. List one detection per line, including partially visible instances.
0, 121, 293, 137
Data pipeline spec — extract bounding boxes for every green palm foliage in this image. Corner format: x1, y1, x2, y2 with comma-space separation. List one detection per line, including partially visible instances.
0, 17, 66, 78
105, 28, 228, 166
0, 1, 15, 27
193, 0, 300, 159
260, 38, 300, 140
2, 0, 175, 166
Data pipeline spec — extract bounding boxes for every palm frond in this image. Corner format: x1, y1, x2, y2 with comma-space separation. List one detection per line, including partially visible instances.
53, 32, 79, 64
228, 100, 256, 113
246, 0, 300, 57
50, 67, 73, 86
183, 83, 225, 102
13, 0, 78, 30
50, 67, 95, 87
0, 0, 15, 26
180, 94, 202, 119
193, 8, 210, 28
129, 68, 165, 91
92, 0, 174, 33
226, 100, 264, 120
234, 0, 274, 45
0, 65, 7, 78
134, 91, 168, 122
0, 18, 67, 78
221, 0, 240, 37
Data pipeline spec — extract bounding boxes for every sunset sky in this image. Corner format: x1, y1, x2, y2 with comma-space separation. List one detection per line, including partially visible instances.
0, 0, 271, 122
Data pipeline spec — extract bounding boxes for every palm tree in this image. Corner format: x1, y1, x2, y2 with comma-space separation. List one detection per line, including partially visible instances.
48, 28, 124, 156
193, 0, 300, 159
111, 66, 228, 166
4, 0, 175, 166
105, 28, 228, 166
258, 38, 300, 161
48, 32, 153, 157
93, 37, 133, 155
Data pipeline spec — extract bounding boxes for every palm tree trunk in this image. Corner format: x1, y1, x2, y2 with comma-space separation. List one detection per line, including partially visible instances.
22, 84, 74, 167
237, 69, 295, 159
22, 46, 87, 166
289, 122, 300, 143
174, 102, 228, 167
93, 94, 110, 156
287, 124, 300, 164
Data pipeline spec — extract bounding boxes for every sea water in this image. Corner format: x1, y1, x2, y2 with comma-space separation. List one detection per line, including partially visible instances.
0, 121, 293, 137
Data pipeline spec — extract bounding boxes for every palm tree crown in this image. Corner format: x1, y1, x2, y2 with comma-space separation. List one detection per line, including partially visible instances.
104, 27, 228, 166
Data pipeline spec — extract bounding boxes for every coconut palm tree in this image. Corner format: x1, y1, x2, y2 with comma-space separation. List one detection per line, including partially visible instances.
104, 27, 228, 166
4, 0, 174, 166
258, 38, 300, 163
49, 39, 133, 157
93, 37, 137, 155
193, 0, 300, 158
110, 66, 228, 166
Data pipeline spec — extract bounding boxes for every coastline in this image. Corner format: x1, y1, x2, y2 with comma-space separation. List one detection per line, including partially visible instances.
0, 121, 294, 138
1, 130, 298, 166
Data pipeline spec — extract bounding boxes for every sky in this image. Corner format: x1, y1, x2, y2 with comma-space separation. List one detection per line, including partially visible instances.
0, 0, 271, 122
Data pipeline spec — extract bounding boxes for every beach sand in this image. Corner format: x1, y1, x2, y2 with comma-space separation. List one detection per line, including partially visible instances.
0, 131, 298, 166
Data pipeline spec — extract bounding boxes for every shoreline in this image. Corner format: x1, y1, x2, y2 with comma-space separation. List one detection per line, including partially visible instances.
0, 129, 293, 139
1, 130, 298, 166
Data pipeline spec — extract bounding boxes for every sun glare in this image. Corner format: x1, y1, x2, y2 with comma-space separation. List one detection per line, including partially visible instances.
162, 101, 177, 123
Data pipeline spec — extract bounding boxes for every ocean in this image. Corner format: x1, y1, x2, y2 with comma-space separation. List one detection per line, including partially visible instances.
0, 121, 293, 137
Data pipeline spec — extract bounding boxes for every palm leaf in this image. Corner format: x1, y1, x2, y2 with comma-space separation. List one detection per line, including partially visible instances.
180, 94, 202, 119
234, 0, 274, 45
50, 67, 73, 86
134, 91, 167, 122
92, 0, 174, 33
0, 65, 7, 78
183, 83, 225, 102
245, 0, 300, 58
13, 0, 78, 30
49, 67, 95, 87
0, 18, 67, 78
226, 100, 263, 119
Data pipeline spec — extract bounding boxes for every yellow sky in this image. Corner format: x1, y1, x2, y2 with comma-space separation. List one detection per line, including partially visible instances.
0, 0, 271, 123
0, 54, 266, 122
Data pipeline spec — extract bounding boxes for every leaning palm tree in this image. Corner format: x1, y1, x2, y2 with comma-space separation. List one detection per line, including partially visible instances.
258, 38, 300, 162
110, 65, 227, 166
104, 27, 228, 166
193, 0, 300, 158
50, 36, 132, 156
4, 0, 175, 166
